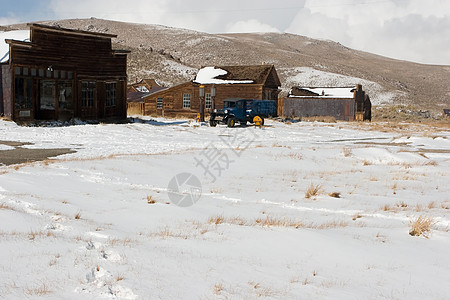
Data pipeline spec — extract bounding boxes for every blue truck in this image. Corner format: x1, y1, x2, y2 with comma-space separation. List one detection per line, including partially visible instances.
209, 98, 277, 127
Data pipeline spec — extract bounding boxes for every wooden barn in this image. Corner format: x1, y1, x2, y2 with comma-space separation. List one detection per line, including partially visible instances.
0, 23, 129, 122
281, 85, 371, 121
143, 65, 281, 117
127, 79, 166, 115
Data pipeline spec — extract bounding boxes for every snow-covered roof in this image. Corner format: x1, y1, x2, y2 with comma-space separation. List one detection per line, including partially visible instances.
290, 87, 355, 98
193, 66, 253, 84
0, 30, 30, 63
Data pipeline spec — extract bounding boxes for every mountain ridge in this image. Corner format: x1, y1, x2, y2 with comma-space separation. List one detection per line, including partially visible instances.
2, 18, 449, 112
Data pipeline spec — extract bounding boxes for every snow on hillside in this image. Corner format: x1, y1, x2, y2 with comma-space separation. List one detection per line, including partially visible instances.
281, 67, 402, 105
0, 119, 449, 299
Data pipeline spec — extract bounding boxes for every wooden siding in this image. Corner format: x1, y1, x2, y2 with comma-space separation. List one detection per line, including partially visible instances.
284, 98, 356, 121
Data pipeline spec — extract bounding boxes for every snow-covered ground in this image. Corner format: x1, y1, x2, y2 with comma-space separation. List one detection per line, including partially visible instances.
0, 118, 449, 299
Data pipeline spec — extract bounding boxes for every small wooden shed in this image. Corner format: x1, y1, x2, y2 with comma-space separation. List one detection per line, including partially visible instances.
0, 23, 129, 122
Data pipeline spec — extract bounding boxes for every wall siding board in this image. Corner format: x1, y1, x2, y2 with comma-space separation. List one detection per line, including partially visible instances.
284, 98, 355, 121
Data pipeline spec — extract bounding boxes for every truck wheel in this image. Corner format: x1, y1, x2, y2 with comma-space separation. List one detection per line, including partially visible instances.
260, 117, 265, 126
210, 119, 217, 127
227, 118, 235, 128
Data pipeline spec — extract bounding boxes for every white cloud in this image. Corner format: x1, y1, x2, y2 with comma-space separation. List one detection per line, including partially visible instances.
286, 0, 450, 64
0, 16, 20, 26
45, 0, 450, 64
226, 19, 280, 33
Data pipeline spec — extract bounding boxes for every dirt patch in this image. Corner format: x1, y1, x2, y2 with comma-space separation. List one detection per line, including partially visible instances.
0, 141, 76, 166
0, 140, 33, 147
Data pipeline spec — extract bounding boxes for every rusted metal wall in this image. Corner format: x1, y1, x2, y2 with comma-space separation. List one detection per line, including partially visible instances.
284, 98, 355, 121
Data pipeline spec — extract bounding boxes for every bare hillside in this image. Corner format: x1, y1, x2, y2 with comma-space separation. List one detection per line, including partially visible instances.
3, 18, 449, 112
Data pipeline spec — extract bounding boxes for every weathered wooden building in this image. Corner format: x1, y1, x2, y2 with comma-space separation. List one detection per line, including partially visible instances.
282, 85, 371, 121
0, 23, 129, 122
127, 79, 166, 115
144, 65, 281, 117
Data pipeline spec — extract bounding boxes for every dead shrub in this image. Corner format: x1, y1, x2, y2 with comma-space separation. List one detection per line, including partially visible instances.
208, 215, 225, 225
146, 195, 156, 204
409, 216, 435, 238
305, 183, 322, 199
74, 211, 81, 220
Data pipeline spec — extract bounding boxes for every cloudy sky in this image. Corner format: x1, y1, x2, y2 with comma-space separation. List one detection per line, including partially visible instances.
1, 0, 449, 65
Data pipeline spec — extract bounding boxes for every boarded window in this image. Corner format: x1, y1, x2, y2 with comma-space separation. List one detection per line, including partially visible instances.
157, 97, 163, 109
183, 93, 191, 109
106, 82, 117, 107
81, 81, 95, 107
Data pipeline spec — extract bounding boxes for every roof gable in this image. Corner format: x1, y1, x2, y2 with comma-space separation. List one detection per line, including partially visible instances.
194, 65, 280, 86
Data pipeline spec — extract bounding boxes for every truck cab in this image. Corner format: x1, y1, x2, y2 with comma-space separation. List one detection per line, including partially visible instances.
210, 98, 276, 127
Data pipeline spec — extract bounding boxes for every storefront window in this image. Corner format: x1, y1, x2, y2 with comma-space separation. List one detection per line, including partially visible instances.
14, 78, 32, 109
40, 80, 56, 110
58, 81, 73, 110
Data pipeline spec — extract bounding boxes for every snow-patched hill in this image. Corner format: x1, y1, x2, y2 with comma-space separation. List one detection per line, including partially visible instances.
3, 18, 450, 111
0, 118, 449, 299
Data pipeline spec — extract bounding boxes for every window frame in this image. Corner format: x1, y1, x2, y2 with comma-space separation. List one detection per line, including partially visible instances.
157, 97, 163, 109
205, 93, 211, 109
106, 82, 117, 107
183, 93, 191, 109
81, 81, 96, 107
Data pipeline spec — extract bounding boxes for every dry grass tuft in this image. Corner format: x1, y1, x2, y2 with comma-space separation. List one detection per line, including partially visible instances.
74, 211, 82, 220
0, 202, 13, 210
316, 220, 348, 229
26, 283, 52, 295
328, 192, 341, 198
352, 214, 363, 221
146, 195, 156, 204
362, 160, 372, 166
213, 283, 223, 295
409, 216, 435, 238
208, 215, 225, 225
396, 201, 408, 208
342, 147, 352, 157
302, 116, 337, 123
305, 183, 322, 199
255, 216, 303, 229
115, 273, 125, 282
